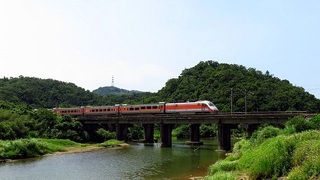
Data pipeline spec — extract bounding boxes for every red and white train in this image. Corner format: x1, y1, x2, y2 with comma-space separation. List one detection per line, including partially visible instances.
52, 100, 219, 116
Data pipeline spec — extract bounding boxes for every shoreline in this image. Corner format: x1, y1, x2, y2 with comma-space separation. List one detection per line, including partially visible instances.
1, 143, 129, 163
51, 143, 130, 156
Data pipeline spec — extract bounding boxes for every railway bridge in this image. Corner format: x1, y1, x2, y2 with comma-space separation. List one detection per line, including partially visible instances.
77, 112, 312, 151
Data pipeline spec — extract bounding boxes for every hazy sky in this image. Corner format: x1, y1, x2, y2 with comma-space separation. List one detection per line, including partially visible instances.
1, 0, 320, 98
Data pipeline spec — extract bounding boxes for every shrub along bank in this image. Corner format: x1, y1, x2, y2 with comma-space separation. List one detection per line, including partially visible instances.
0, 138, 123, 161
204, 115, 320, 180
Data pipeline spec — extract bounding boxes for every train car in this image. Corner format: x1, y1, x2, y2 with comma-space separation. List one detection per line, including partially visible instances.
84, 106, 118, 116
52, 100, 219, 116
165, 100, 219, 114
52, 107, 84, 116
119, 103, 164, 114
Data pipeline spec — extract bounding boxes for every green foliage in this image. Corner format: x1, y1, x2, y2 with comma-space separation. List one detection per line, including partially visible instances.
0, 109, 32, 140
206, 117, 320, 180
0, 139, 57, 159
2, 60, 320, 112
96, 128, 116, 141
0, 76, 106, 108
0, 138, 85, 160
32, 109, 88, 142
127, 125, 143, 140
249, 125, 281, 145
93, 86, 144, 96
99, 139, 124, 147
208, 160, 238, 175
157, 61, 320, 112
309, 114, 320, 130
200, 124, 217, 137
285, 116, 312, 133
204, 171, 237, 180
288, 140, 320, 179
238, 136, 294, 179
172, 125, 189, 139
51, 115, 88, 142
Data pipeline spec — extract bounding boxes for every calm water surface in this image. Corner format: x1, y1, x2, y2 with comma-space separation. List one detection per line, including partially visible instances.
0, 139, 226, 180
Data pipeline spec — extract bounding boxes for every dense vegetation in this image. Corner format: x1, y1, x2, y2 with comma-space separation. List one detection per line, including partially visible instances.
93, 86, 143, 96
0, 60, 319, 162
0, 138, 123, 160
157, 61, 320, 112
0, 76, 101, 108
1, 61, 319, 112
0, 100, 88, 142
205, 115, 320, 179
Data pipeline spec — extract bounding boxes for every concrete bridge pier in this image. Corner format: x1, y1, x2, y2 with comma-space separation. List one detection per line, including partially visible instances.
218, 124, 232, 151
247, 124, 260, 137
116, 124, 128, 142
143, 124, 154, 143
160, 124, 173, 147
186, 124, 203, 145
108, 123, 116, 132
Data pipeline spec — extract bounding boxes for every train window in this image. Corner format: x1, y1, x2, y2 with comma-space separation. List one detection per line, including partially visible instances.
107, 109, 110, 111
147, 106, 151, 109
135, 107, 139, 110
141, 106, 146, 110
152, 106, 157, 109
130, 107, 134, 111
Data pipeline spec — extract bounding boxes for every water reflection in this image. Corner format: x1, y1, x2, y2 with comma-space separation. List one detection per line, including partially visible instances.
0, 140, 225, 180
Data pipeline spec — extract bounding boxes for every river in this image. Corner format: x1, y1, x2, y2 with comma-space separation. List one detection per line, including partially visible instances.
0, 139, 226, 180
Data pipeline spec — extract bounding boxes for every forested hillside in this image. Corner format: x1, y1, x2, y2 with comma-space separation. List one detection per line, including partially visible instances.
157, 61, 320, 112
0, 76, 155, 108
0, 61, 319, 112
0, 76, 102, 108
93, 86, 143, 95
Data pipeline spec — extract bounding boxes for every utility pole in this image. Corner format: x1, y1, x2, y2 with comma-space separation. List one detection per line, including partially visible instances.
244, 89, 247, 114
111, 75, 114, 87
230, 88, 233, 114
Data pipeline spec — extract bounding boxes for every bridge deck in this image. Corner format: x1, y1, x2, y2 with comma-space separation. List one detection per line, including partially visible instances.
77, 112, 311, 125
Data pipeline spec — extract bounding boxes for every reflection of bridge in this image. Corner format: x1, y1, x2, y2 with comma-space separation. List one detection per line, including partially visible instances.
77, 112, 313, 151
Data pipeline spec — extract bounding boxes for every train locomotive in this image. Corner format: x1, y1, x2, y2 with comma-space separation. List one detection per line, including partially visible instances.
52, 100, 219, 116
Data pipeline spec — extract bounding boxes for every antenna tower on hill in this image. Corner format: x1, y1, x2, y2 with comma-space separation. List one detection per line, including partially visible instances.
111, 75, 114, 87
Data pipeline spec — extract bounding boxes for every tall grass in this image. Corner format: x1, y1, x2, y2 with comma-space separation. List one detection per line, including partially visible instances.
206, 130, 320, 179
98, 139, 124, 147
0, 138, 82, 160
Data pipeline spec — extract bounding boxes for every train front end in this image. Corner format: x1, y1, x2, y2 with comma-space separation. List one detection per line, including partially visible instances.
202, 100, 219, 113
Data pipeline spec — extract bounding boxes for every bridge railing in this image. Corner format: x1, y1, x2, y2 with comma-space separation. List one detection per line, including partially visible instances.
221, 111, 308, 115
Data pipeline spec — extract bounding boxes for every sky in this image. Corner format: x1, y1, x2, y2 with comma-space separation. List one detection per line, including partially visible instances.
0, 0, 320, 98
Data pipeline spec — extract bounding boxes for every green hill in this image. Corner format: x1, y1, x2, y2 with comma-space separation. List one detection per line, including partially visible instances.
0, 61, 319, 112
157, 61, 320, 112
92, 86, 143, 96
0, 76, 103, 108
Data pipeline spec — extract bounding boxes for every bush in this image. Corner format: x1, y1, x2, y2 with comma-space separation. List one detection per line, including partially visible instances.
0, 139, 55, 159
249, 125, 281, 145
99, 139, 123, 147
204, 171, 237, 180
128, 125, 143, 140
96, 128, 116, 141
309, 114, 320, 130
288, 139, 320, 179
172, 125, 189, 139
285, 116, 311, 133
200, 124, 217, 137
208, 160, 238, 175
238, 136, 293, 179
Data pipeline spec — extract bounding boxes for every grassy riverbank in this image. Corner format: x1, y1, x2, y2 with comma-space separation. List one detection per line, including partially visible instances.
204, 115, 320, 180
0, 138, 125, 161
